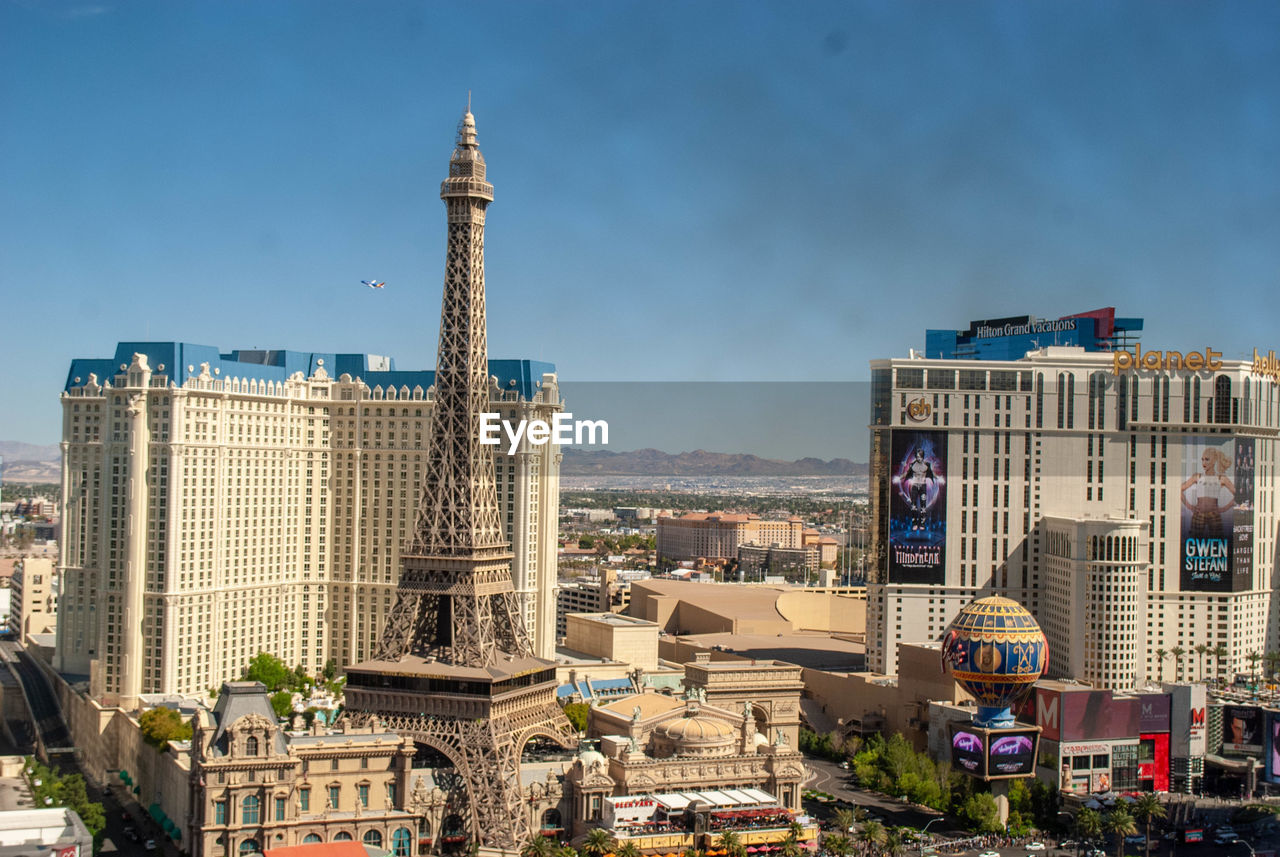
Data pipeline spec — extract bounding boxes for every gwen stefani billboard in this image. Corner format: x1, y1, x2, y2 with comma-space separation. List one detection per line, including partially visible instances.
1181, 437, 1253, 592
889, 430, 947, 584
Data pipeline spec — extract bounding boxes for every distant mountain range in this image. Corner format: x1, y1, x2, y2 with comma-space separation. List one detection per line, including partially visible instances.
0, 441, 866, 481
0, 442, 60, 483
562, 448, 866, 476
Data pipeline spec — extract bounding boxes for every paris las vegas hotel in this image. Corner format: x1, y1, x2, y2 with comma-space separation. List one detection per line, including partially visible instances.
55, 345, 563, 706
869, 307, 1280, 690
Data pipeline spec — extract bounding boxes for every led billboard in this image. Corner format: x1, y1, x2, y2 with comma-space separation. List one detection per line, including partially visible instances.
1181, 437, 1253, 592
950, 724, 986, 776
987, 730, 1039, 778
1222, 705, 1263, 754
888, 430, 947, 584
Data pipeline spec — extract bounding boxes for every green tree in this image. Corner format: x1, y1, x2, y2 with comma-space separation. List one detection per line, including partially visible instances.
616, 842, 641, 857
561, 702, 589, 733
832, 808, 856, 834
522, 836, 555, 857
270, 690, 294, 719
719, 830, 747, 857
1074, 807, 1103, 845
1248, 651, 1263, 685
583, 827, 615, 857
823, 833, 851, 857
1155, 648, 1169, 682
1194, 644, 1209, 683
1130, 794, 1165, 857
138, 707, 193, 749
1265, 651, 1280, 685
854, 819, 885, 853
882, 828, 906, 857
323, 657, 337, 681
244, 651, 290, 691
578, 535, 597, 549
1212, 644, 1230, 684
1170, 646, 1186, 682
957, 793, 1002, 834
1102, 808, 1137, 857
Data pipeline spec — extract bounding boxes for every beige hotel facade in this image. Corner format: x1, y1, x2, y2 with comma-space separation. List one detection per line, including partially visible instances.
868, 342, 1280, 690
56, 345, 562, 707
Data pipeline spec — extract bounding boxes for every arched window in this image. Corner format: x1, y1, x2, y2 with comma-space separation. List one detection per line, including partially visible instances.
334, 832, 354, 841
242, 795, 260, 825
1214, 375, 1233, 424
393, 827, 413, 856
363, 830, 384, 848
245, 736, 259, 756
303, 834, 322, 843
239, 840, 261, 855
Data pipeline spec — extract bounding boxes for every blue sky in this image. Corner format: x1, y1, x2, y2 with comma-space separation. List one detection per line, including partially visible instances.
2, 1, 1279, 456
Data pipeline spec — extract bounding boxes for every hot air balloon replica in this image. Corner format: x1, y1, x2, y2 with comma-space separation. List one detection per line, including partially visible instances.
941, 596, 1048, 784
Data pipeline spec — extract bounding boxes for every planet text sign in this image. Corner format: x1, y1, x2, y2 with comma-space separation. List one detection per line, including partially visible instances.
1112, 345, 1222, 376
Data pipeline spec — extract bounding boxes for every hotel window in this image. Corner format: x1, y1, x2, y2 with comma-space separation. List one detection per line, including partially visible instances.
215, 801, 226, 825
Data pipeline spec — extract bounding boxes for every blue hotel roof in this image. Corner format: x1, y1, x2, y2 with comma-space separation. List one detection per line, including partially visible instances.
65, 342, 555, 400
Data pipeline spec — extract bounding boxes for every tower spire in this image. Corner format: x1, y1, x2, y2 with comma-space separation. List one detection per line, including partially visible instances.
369, 106, 522, 664
345, 110, 575, 853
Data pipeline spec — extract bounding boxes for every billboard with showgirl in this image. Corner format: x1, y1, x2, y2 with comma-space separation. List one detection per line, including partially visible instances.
889, 430, 947, 584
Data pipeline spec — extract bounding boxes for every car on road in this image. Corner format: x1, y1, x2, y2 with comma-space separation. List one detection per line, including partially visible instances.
979, 851, 1001, 857
1025, 844, 1046, 852
1085, 850, 1106, 857
144, 839, 156, 851
1124, 834, 1146, 844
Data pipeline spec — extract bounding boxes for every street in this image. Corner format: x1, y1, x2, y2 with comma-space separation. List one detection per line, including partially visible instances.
802, 756, 1275, 857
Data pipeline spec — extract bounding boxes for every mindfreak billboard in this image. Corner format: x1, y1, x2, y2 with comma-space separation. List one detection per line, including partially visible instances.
1181, 437, 1253, 592
888, 430, 947, 584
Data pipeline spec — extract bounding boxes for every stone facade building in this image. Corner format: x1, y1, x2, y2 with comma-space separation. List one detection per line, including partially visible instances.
56, 346, 562, 706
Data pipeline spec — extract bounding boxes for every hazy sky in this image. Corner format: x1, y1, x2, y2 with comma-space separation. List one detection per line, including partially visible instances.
3, 1, 1279, 456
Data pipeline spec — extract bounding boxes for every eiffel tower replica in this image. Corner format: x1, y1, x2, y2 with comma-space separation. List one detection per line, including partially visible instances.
345, 106, 576, 850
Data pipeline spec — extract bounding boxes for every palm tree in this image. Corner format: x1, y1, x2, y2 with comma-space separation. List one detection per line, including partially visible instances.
683, 849, 706, 857
1194, 644, 1209, 682
719, 831, 746, 857
832, 808, 856, 835
1248, 651, 1263, 685
556, 845, 580, 857
583, 828, 615, 857
522, 836, 555, 857
1155, 648, 1168, 682
1074, 807, 1103, 853
1102, 808, 1137, 857
855, 820, 885, 855
882, 828, 905, 857
615, 842, 641, 857
1265, 651, 1280, 687
824, 833, 852, 857
1170, 646, 1186, 682
1131, 794, 1166, 857
1212, 644, 1230, 685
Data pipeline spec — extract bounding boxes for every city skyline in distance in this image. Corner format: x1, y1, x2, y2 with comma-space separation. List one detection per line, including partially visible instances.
4, 2, 1280, 442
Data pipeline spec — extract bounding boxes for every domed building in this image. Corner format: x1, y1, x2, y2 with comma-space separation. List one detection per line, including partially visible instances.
564, 687, 805, 838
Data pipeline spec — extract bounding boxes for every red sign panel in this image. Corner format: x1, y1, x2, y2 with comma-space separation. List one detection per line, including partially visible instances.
1138, 732, 1170, 792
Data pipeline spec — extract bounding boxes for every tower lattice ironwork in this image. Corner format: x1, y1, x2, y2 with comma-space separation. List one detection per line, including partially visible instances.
345, 108, 576, 851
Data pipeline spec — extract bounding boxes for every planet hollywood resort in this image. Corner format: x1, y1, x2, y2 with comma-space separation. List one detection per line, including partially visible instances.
866, 307, 1280, 796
